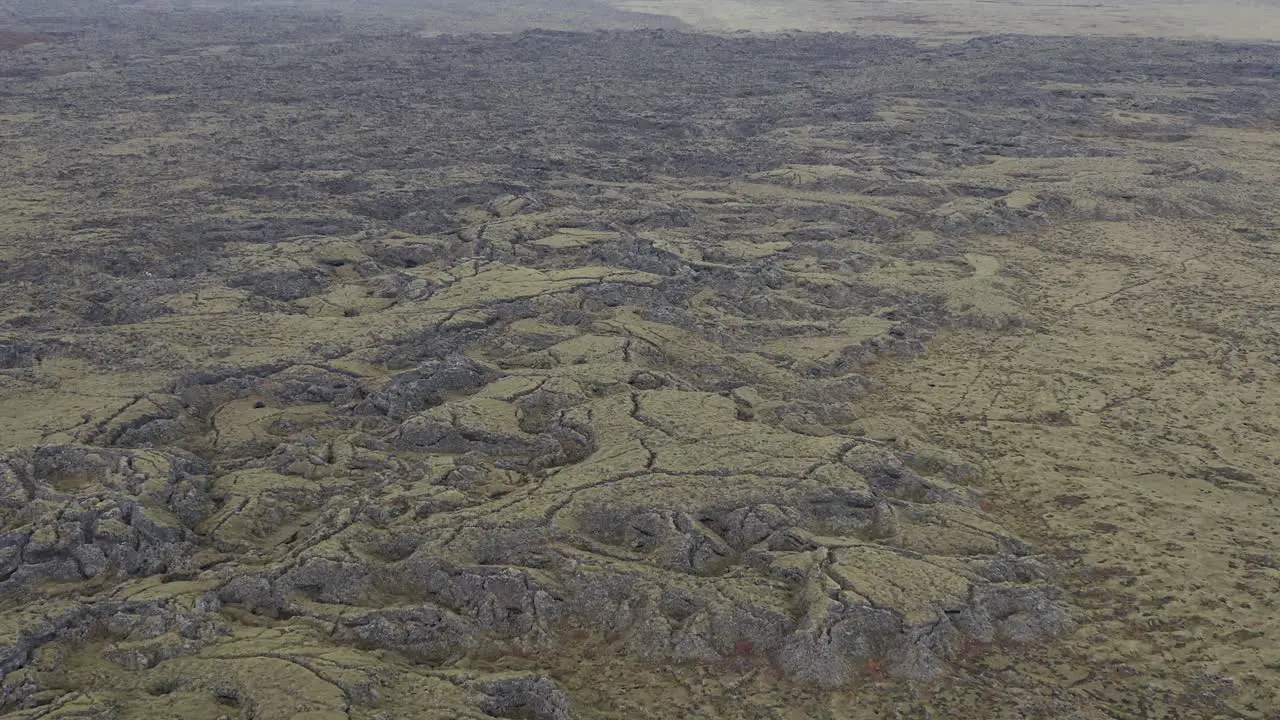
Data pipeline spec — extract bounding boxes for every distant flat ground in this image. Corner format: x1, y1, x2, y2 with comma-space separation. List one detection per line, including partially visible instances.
605, 0, 1280, 40
53, 0, 1280, 39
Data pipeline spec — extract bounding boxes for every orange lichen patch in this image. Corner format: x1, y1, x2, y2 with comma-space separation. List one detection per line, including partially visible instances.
0, 30, 54, 52
960, 638, 991, 660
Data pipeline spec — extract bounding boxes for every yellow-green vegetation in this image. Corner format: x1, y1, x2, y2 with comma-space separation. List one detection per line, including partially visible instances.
0, 5, 1278, 719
